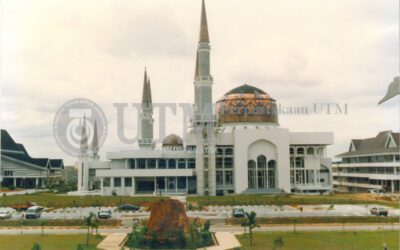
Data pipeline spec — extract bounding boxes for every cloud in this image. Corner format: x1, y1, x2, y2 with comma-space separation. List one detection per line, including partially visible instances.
1, 0, 398, 165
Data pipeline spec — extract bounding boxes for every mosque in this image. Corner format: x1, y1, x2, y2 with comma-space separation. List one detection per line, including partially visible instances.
75, 0, 334, 196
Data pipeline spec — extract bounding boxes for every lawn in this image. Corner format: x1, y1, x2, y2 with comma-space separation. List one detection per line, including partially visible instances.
188, 193, 399, 208
0, 192, 166, 208
0, 219, 120, 227
237, 231, 400, 250
227, 216, 399, 226
0, 234, 104, 250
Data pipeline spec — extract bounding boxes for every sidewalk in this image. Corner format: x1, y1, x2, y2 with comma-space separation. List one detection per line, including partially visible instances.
0, 223, 398, 235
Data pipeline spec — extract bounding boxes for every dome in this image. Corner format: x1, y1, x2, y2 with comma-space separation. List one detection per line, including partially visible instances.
216, 84, 278, 124
162, 134, 184, 147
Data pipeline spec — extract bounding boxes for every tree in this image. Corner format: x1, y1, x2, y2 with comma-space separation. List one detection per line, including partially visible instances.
92, 215, 100, 238
84, 212, 96, 246
273, 237, 284, 250
243, 211, 260, 246
40, 221, 47, 236
31, 242, 41, 250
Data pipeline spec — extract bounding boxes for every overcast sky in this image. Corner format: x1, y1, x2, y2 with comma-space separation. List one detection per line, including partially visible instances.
1, 0, 399, 165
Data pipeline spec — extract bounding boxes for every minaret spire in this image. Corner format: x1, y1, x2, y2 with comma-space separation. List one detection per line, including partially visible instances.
91, 119, 99, 159
192, 0, 216, 196
80, 114, 88, 157
199, 0, 209, 43
139, 67, 154, 148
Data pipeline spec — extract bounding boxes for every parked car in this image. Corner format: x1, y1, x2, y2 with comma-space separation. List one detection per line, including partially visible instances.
118, 204, 140, 212
98, 209, 112, 219
370, 207, 389, 216
232, 208, 245, 218
0, 210, 12, 220
25, 206, 43, 219
370, 189, 384, 195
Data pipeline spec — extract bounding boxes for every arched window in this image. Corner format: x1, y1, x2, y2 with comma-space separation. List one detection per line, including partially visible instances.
248, 160, 256, 189
225, 148, 233, 155
257, 155, 267, 188
158, 159, 166, 169
267, 160, 276, 188
216, 148, 223, 155
168, 159, 176, 169
268, 160, 276, 168
290, 147, 294, 155
297, 147, 304, 155
317, 147, 324, 156
307, 147, 314, 155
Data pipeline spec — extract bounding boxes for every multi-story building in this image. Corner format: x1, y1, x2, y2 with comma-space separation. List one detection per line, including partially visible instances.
333, 131, 400, 193
0, 130, 64, 189
74, 0, 334, 196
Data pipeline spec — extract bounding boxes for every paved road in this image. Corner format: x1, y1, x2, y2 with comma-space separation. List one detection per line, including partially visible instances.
0, 224, 398, 235
2, 204, 399, 221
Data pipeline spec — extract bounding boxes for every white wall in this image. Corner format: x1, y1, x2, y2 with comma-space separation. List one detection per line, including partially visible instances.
233, 127, 291, 193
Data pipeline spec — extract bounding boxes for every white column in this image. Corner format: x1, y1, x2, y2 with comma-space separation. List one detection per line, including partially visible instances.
164, 177, 167, 194
186, 177, 189, 194
131, 177, 136, 195
100, 178, 104, 196
314, 170, 318, 186
391, 181, 394, 193
35, 178, 39, 187
153, 177, 157, 195
13, 178, 16, 187
121, 177, 125, 195
110, 177, 114, 192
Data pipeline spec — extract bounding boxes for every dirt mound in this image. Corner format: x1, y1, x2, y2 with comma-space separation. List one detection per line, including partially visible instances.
147, 199, 189, 238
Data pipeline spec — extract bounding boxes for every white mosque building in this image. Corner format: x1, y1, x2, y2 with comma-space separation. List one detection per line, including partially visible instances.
75, 0, 334, 196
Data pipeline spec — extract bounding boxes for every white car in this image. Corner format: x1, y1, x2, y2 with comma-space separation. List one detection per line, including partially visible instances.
98, 209, 112, 219
0, 210, 12, 219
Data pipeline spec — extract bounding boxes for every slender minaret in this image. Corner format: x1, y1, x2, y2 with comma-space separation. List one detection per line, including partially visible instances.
194, 0, 213, 116
90, 119, 99, 160
193, 0, 216, 196
78, 115, 89, 193
80, 115, 89, 158
139, 68, 155, 148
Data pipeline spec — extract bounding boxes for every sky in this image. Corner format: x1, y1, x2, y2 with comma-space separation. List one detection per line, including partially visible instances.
1, 0, 399, 165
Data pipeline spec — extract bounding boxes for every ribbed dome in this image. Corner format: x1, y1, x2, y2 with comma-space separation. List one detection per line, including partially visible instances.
225, 84, 267, 95
162, 134, 183, 147
216, 84, 278, 124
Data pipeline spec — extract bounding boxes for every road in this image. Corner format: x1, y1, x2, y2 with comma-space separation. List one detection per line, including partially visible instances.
2, 204, 399, 220
0, 224, 398, 235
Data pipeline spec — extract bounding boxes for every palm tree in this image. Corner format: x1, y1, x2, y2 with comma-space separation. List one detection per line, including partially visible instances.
84, 212, 96, 246
244, 211, 260, 246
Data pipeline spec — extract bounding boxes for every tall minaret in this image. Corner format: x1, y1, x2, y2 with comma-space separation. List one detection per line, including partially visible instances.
139, 68, 155, 149
78, 115, 90, 193
80, 115, 89, 158
193, 0, 216, 196
194, 0, 213, 116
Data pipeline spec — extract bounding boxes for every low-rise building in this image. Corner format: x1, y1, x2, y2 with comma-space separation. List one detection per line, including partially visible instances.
333, 131, 400, 193
0, 130, 64, 189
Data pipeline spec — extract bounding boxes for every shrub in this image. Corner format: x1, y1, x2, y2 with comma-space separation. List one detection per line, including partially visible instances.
31, 242, 41, 250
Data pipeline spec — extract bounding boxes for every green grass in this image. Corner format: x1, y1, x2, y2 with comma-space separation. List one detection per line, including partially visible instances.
237, 231, 400, 250
0, 192, 166, 208
0, 234, 104, 250
188, 194, 399, 208
227, 216, 399, 225
0, 219, 120, 227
